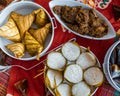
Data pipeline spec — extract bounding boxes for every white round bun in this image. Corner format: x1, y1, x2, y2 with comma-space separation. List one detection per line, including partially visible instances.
47, 51, 66, 70
76, 52, 96, 70
64, 64, 83, 83
72, 81, 91, 96
84, 67, 104, 86
55, 83, 71, 96
62, 42, 80, 61
45, 69, 63, 89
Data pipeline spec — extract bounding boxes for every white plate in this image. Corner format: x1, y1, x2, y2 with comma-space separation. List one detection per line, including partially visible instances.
0, 1, 54, 61
49, 0, 116, 40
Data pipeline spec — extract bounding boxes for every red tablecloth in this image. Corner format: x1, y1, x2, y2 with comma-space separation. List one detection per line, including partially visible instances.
0, 0, 119, 96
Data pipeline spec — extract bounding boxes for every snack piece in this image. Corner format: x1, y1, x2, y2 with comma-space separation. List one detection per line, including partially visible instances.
10, 11, 35, 39
64, 64, 83, 83
45, 69, 63, 89
47, 52, 66, 71
113, 5, 120, 22
0, 17, 21, 42
111, 64, 120, 78
24, 31, 43, 60
14, 79, 28, 96
54, 83, 71, 96
84, 67, 104, 86
61, 42, 80, 61
6, 43, 24, 58
34, 8, 49, 27
76, 52, 96, 70
29, 23, 51, 45
72, 81, 91, 96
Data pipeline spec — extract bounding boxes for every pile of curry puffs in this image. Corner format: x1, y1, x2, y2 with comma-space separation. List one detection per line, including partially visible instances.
0, 8, 52, 60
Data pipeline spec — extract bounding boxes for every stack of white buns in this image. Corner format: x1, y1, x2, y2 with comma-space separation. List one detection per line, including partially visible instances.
45, 42, 104, 96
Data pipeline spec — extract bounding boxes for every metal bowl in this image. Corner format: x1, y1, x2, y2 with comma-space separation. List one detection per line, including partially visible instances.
103, 40, 120, 92
0, 1, 54, 61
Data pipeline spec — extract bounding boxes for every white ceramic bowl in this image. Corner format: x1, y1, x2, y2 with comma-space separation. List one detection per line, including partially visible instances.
103, 40, 120, 92
49, 0, 116, 40
0, 1, 54, 61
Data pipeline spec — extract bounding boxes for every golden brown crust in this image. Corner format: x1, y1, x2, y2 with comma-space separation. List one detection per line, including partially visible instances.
10, 11, 35, 39
29, 23, 51, 45
6, 43, 25, 58
24, 31, 43, 60
34, 8, 49, 28
0, 17, 21, 42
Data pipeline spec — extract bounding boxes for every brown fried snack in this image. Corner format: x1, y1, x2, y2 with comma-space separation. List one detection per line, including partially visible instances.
113, 5, 120, 22
14, 79, 28, 96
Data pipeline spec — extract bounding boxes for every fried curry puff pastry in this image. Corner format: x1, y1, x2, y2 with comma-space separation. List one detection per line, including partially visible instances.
6, 43, 25, 58
29, 23, 51, 45
10, 11, 35, 39
24, 31, 43, 60
0, 17, 20, 42
34, 8, 49, 27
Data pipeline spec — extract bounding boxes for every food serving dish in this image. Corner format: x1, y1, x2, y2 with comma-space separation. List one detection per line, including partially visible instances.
44, 41, 104, 96
103, 40, 120, 92
0, 1, 54, 61
49, 0, 116, 40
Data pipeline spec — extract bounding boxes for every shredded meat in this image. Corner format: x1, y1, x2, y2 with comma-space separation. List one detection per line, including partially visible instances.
61, 6, 81, 24
53, 5, 108, 38
76, 9, 89, 24
53, 6, 62, 15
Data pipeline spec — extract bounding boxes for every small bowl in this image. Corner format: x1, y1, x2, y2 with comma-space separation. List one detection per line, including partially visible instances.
44, 43, 102, 96
0, 1, 54, 61
103, 40, 120, 92
49, 0, 116, 40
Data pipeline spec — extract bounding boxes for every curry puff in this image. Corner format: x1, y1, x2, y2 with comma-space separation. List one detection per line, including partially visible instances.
10, 11, 35, 39
29, 23, 51, 45
34, 8, 49, 27
6, 43, 25, 58
0, 17, 21, 42
24, 31, 43, 60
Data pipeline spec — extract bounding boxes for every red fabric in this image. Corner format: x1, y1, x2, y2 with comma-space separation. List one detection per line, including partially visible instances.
7, 0, 120, 96
96, 0, 120, 31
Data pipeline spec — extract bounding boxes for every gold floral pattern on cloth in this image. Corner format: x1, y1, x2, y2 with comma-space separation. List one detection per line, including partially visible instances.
0, 49, 12, 66
75, 0, 112, 9
0, 49, 11, 96
0, 71, 10, 96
